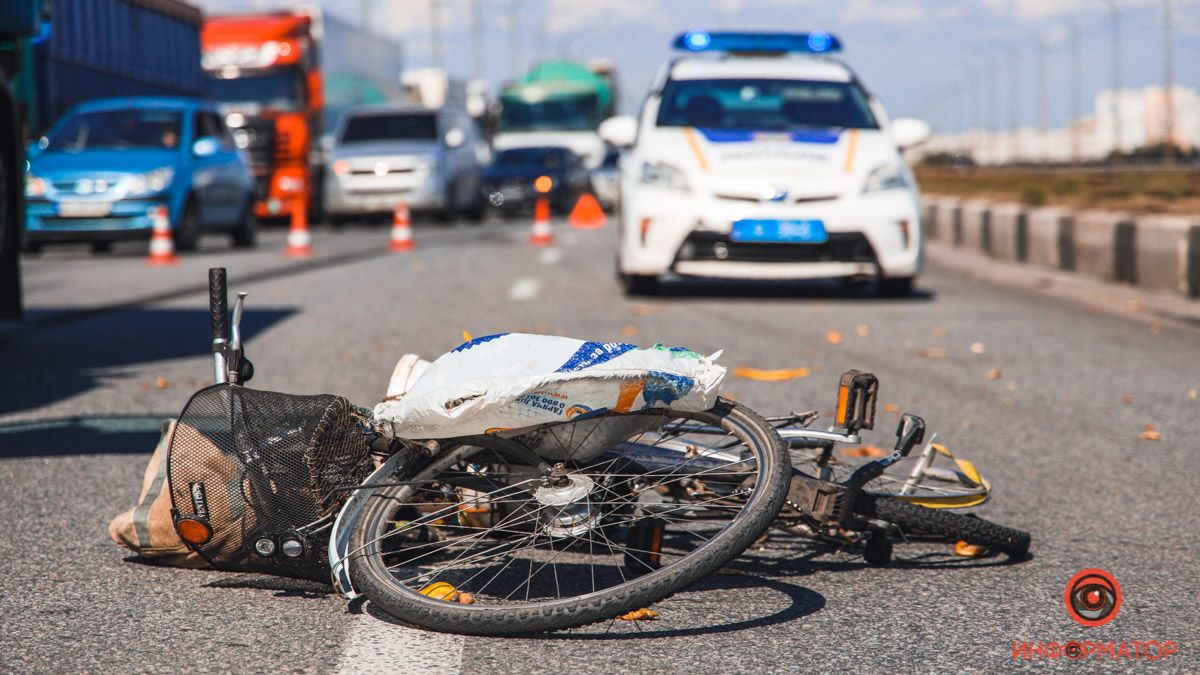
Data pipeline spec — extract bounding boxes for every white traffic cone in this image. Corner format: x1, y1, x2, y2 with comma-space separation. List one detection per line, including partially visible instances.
285, 197, 313, 258
529, 195, 554, 246
145, 204, 179, 266
389, 201, 414, 252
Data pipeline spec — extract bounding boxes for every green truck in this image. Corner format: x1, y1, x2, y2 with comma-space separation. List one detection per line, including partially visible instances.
493, 60, 616, 169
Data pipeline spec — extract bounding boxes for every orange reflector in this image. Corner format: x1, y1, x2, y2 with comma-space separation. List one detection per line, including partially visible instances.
534, 175, 553, 193
175, 517, 212, 545
420, 581, 460, 602
331, 159, 350, 176
835, 384, 850, 427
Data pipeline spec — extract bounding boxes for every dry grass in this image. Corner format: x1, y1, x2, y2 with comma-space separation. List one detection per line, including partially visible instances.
915, 166, 1200, 216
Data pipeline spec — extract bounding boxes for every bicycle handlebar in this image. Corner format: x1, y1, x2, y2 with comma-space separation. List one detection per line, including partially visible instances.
209, 267, 228, 342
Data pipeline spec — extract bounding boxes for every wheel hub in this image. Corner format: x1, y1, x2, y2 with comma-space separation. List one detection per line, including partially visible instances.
533, 472, 598, 538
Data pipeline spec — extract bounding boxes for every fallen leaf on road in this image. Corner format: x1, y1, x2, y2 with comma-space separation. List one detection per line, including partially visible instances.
456, 592, 475, 605
931, 326, 946, 338
1128, 301, 1144, 313
882, 402, 900, 413
616, 608, 659, 621
462, 330, 473, 342
1086, 306, 1100, 316
1150, 323, 1162, 335
1121, 394, 1135, 404
842, 445, 887, 458
154, 377, 168, 389
954, 540, 989, 558
1139, 424, 1161, 441
987, 369, 1003, 381
825, 330, 844, 345
1006, 382, 1018, 391
855, 324, 871, 337
621, 324, 640, 338
918, 347, 947, 358
733, 366, 811, 382
632, 303, 654, 317
1189, 388, 1198, 400
970, 342, 986, 354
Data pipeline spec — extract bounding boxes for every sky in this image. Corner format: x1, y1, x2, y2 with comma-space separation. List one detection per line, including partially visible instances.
193, 0, 1200, 132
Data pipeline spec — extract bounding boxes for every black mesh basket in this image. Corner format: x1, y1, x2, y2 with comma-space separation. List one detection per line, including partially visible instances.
166, 384, 375, 581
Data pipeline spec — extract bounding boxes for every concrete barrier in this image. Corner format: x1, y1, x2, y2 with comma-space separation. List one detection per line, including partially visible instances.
922, 194, 1200, 299
959, 200, 990, 253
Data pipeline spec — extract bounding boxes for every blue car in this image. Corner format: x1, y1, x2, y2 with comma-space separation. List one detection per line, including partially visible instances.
24, 96, 255, 252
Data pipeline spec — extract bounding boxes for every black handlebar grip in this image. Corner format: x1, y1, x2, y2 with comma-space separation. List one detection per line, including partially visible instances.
209, 267, 228, 341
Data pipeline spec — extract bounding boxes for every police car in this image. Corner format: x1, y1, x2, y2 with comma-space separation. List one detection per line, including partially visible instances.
600, 31, 930, 296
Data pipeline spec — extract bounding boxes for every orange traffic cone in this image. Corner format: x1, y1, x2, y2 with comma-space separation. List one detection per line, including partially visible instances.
529, 195, 554, 246
145, 204, 179, 267
389, 201, 415, 252
568, 192, 607, 230
285, 198, 312, 258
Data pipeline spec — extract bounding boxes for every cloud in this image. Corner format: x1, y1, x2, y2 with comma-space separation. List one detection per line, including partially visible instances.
544, 0, 669, 34
840, 0, 927, 25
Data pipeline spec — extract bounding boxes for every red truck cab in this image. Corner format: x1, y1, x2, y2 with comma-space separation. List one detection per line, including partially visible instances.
201, 11, 324, 219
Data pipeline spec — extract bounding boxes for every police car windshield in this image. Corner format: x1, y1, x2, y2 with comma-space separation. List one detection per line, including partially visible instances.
656, 79, 878, 130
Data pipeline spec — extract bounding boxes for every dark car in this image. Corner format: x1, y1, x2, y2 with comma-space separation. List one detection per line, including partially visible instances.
480, 146, 590, 215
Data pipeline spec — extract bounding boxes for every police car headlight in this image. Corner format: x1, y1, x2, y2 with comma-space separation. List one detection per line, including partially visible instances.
863, 163, 910, 193
639, 161, 690, 193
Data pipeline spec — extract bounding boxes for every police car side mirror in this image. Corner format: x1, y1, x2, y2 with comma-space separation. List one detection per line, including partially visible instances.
599, 116, 638, 148
890, 118, 931, 149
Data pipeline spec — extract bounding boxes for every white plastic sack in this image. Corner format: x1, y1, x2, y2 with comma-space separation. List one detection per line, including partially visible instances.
373, 333, 725, 440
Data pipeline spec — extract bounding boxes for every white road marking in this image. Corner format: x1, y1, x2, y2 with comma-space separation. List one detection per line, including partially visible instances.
507, 277, 542, 301
336, 612, 465, 675
538, 247, 563, 265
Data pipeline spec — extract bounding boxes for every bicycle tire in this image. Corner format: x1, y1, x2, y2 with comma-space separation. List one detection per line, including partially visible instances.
348, 399, 790, 635
858, 494, 1030, 558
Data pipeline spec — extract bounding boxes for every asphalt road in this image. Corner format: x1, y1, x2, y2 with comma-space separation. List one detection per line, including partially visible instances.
1, 218, 1196, 673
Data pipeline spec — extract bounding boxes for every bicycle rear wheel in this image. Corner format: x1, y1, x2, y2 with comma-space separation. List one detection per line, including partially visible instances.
347, 399, 789, 635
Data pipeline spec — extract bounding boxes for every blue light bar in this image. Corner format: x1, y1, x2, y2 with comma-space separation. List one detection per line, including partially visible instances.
673, 30, 842, 54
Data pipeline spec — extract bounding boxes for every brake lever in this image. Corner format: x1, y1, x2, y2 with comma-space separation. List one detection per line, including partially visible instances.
840, 413, 927, 515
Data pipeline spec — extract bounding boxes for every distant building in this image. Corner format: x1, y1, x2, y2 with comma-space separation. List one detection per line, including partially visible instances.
916, 85, 1200, 164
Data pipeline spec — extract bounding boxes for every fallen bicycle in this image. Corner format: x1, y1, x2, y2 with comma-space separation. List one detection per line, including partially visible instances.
111, 268, 1030, 636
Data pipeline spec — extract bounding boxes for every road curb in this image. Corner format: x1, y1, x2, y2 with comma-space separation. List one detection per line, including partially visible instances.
923, 195, 1200, 299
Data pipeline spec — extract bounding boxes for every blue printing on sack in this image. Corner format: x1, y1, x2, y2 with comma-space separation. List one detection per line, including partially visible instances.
451, 333, 509, 353
556, 341, 638, 372
641, 370, 695, 408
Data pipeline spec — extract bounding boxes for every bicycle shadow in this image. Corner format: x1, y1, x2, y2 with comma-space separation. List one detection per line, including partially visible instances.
730, 530, 1033, 575
355, 572, 826, 640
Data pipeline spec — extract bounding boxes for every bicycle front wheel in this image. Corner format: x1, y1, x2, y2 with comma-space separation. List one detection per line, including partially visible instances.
347, 399, 790, 635
857, 494, 1031, 558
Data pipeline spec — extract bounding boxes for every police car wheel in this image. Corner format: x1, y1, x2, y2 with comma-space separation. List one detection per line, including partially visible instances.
878, 277, 914, 298
622, 274, 659, 296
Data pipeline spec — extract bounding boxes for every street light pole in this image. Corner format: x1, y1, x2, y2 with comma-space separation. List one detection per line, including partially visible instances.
1008, 45, 1020, 163
1036, 36, 1048, 163
1107, 0, 1123, 157
430, 0, 444, 72
1069, 20, 1082, 163
1163, 0, 1175, 162
508, 1, 523, 80
469, 0, 483, 83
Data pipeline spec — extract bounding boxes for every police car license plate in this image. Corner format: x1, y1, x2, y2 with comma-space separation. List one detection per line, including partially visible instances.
730, 219, 827, 244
